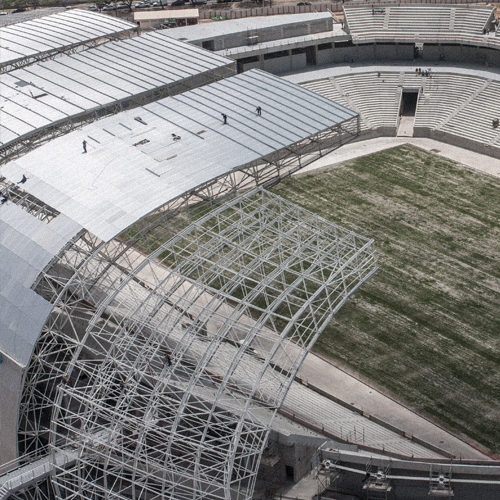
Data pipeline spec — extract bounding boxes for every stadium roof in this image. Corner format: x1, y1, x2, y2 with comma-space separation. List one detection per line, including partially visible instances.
0, 199, 81, 366
0, 32, 233, 154
0, 7, 65, 28
2, 69, 358, 242
0, 9, 137, 70
166, 12, 332, 42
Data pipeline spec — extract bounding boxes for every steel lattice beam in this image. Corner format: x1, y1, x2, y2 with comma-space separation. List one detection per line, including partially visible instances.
17, 187, 376, 500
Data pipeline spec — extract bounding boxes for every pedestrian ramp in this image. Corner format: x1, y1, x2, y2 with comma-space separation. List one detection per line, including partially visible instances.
0, 450, 77, 500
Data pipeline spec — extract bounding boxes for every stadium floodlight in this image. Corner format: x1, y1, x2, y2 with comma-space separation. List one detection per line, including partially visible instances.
19, 188, 377, 500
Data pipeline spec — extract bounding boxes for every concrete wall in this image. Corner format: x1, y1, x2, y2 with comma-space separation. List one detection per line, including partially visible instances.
196, 16, 333, 51
317, 47, 334, 66
414, 127, 500, 159
423, 43, 500, 67
200, 0, 486, 21
242, 41, 416, 73
242, 60, 262, 72
200, 3, 343, 20
291, 53, 307, 71
264, 55, 290, 74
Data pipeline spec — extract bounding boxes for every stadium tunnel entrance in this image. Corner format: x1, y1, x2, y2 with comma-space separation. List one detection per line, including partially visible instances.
397, 90, 418, 137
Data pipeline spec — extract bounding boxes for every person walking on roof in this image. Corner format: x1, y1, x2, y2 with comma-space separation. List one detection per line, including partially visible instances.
82, 140, 87, 153
17, 174, 27, 185
256, 106, 262, 116
221, 113, 227, 124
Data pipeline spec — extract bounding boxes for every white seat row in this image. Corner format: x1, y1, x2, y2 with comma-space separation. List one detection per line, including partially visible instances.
344, 5, 494, 37
282, 382, 442, 458
303, 69, 500, 152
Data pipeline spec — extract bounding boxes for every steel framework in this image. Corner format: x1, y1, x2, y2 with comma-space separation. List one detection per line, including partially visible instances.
16, 187, 376, 500
17, 110, 359, 461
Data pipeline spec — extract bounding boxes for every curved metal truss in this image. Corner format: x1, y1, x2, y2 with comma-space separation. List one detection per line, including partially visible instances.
17, 114, 359, 461
18, 188, 377, 500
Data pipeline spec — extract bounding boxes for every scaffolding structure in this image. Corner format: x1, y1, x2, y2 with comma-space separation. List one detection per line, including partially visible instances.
17, 188, 377, 500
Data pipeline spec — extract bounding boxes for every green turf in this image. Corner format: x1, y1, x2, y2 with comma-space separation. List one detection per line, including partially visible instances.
272, 144, 500, 454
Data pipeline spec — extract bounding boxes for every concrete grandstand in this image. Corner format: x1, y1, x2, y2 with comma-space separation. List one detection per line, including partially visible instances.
1, 4, 500, 500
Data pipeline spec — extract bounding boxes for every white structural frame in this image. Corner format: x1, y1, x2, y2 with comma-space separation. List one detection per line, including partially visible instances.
16, 187, 376, 500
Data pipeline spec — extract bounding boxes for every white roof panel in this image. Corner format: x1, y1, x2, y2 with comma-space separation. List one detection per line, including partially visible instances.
0, 203, 81, 366
5, 69, 357, 243
0, 32, 234, 150
0, 9, 137, 67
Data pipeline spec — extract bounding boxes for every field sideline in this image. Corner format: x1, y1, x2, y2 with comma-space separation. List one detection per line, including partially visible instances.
273, 144, 500, 454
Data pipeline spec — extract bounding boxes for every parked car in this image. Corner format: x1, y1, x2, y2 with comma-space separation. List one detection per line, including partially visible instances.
171, 0, 185, 5
297, 1, 311, 4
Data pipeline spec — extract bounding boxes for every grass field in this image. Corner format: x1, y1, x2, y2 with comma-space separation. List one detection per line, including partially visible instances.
272, 145, 500, 454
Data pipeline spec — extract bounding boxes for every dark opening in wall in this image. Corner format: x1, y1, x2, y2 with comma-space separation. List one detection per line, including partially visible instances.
334, 40, 353, 48
202, 40, 215, 51
236, 55, 259, 73
400, 91, 418, 116
264, 50, 289, 60
306, 46, 316, 65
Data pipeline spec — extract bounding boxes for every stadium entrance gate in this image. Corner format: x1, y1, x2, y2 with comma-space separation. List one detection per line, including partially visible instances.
397, 90, 418, 137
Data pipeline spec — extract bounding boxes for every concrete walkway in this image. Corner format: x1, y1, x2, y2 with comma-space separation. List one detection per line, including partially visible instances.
287, 137, 497, 461
299, 136, 500, 178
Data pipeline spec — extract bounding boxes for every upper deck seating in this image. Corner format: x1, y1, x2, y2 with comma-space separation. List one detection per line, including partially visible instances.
301, 68, 500, 155
344, 5, 495, 38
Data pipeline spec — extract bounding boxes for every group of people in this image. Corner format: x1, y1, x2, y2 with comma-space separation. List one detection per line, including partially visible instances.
416, 68, 431, 77
221, 106, 263, 125
0, 175, 28, 206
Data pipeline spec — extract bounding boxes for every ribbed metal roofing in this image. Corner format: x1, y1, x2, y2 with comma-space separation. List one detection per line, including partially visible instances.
0, 32, 234, 149
2, 69, 357, 242
0, 9, 136, 67
0, 203, 81, 366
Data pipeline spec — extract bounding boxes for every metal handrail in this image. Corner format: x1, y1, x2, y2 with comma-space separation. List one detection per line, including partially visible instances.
0, 450, 49, 480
